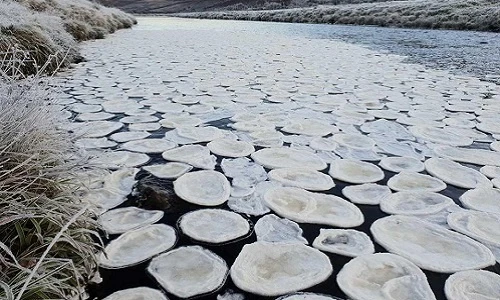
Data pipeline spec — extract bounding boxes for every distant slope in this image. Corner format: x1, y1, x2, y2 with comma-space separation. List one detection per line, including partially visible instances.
96, 0, 254, 13
97, 0, 398, 13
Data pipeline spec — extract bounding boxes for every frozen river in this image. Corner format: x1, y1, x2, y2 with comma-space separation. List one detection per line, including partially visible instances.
57, 17, 500, 300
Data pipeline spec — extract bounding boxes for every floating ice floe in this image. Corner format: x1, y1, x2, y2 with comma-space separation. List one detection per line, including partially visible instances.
387, 172, 446, 192
254, 214, 307, 244
82, 168, 138, 211
160, 115, 202, 128
337, 253, 435, 300
75, 137, 117, 149
185, 104, 214, 114
98, 207, 164, 234
433, 145, 500, 166
490, 141, 500, 151
251, 148, 327, 170
217, 290, 245, 300
480, 165, 500, 178
264, 187, 364, 227
415, 203, 466, 229
70, 103, 102, 113
91, 151, 150, 169
120, 115, 159, 124
76, 121, 124, 138
367, 109, 401, 120
178, 209, 251, 243
103, 100, 143, 113
332, 133, 375, 150
333, 144, 383, 161
409, 126, 473, 146
360, 119, 414, 141
380, 191, 454, 215
374, 140, 424, 161
447, 210, 500, 262
207, 139, 255, 157
371, 215, 495, 272
459, 188, 500, 214
124, 108, 156, 116
309, 137, 337, 151
175, 126, 225, 143
102, 287, 168, 300
121, 138, 177, 154
129, 122, 161, 131
281, 119, 338, 136
277, 293, 340, 300
230, 242, 332, 296
77, 112, 115, 121
398, 116, 444, 128
443, 117, 475, 128
268, 168, 335, 191
341, 183, 391, 205
174, 170, 230, 206
444, 270, 500, 300
232, 120, 275, 132
227, 181, 277, 216
312, 229, 374, 257
162, 145, 216, 169
143, 162, 193, 179
477, 121, 500, 135
424, 157, 492, 189
150, 102, 185, 113
378, 156, 425, 173
148, 246, 228, 298
329, 159, 384, 184
221, 158, 268, 188
99, 224, 177, 269
493, 178, 500, 188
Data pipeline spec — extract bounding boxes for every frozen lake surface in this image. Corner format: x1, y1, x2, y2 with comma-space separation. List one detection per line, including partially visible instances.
56, 17, 500, 300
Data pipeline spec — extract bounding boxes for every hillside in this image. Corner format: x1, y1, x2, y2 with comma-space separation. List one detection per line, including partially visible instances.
98, 0, 397, 13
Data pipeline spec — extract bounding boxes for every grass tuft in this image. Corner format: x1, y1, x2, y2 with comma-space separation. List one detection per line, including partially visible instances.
0, 54, 100, 300
0, 0, 136, 76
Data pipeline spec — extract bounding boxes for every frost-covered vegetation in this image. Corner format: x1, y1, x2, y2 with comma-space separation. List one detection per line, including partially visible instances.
175, 0, 500, 32
0, 0, 136, 75
0, 57, 100, 299
0, 0, 134, 298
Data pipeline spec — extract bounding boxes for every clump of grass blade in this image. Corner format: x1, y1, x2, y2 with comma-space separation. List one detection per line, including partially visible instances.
0, 52, 100, 300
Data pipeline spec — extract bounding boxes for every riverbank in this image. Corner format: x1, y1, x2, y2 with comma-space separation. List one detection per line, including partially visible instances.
0, 0, 136, 76
172, 0, 500, 32
0, 1, 135, 299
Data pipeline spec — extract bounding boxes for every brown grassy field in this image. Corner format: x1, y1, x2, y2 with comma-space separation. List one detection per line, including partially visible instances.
173, 0, 500, 32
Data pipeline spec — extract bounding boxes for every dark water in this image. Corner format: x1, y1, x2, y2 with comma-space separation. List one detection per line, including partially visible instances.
284, 23, 500, 84
85, 18, 500, 300
159, 18, 500, 84
88, 110, 500, 300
